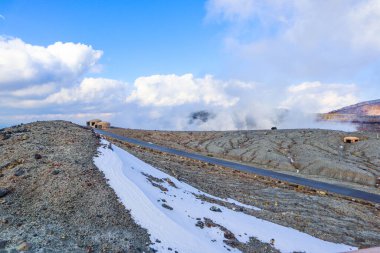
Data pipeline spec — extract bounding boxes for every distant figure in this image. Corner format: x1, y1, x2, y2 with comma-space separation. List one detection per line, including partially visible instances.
339, 145, 344, 160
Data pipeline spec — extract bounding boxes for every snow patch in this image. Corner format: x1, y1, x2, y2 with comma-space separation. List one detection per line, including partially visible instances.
94, 139, 357, 253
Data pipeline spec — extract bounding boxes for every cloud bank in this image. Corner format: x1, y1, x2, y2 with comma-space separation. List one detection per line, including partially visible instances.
0, 37, 102, 90
206, 0, 380, 91
2, 1, 379, 130
127, 74, 240, 107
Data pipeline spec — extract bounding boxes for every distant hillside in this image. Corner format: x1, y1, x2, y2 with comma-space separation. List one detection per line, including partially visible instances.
329, 99, 380, 116
318, 99, 380, 124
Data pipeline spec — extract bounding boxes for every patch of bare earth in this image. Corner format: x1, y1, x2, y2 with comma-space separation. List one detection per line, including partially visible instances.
0, 121, 153, 252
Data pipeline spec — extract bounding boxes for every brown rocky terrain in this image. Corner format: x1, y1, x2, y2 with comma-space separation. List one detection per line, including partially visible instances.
318, 99, 380, 132
0, 121, 153, 252
107, 127, 380, 193
328, 99, 380, 116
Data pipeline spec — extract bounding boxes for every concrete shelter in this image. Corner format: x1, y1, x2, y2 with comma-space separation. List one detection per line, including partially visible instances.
86, 119, 101, 127
343, 136, 360, 143
95, 121, 111, 130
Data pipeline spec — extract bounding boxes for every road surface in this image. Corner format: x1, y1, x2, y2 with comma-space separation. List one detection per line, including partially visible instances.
96, 129, 380, 204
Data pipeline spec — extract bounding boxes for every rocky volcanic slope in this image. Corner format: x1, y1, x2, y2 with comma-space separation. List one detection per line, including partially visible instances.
1, 121, 380, 252
329, 99, 380, 116
0, 121, 152, 252
319, 99, 380, 130
108, 128, 380, 192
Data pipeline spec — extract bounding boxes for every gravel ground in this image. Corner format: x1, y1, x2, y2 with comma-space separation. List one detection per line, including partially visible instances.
0, 121, 153, 253
107, 127, 380, 194
1, 121, 379, 253
106, 137, 380, 250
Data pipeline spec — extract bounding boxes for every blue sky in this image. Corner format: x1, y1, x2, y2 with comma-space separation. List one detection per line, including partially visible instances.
1, 0, 380, 130
0, 0, 222, 80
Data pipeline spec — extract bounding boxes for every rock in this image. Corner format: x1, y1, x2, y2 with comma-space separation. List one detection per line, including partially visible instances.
164, 178, 177, 188
195, 221, 204, 229
210, 206, 222, 212
16, 242, 31, 251
0, 240, 8, 249
34, 154, 42, 160
20, 134, 28, 141
85, 245, 93, 253
224, 231, 235, 240
0, 188, 10, 198
162, 203, 173, 210
14, 168, 25, 176
316, 190, 327, 196
2, 133, 11, 140
52, 169, 60, 175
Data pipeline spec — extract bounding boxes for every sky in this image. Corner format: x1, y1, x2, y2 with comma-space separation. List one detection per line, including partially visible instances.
1, 0, 380, 130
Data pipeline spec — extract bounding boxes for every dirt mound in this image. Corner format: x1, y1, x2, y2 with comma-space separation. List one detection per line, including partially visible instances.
0, 121, 152, 252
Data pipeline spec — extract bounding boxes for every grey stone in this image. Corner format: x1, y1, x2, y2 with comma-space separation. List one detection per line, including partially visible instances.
210, 206, 222, 212
161, 203, 173, 210
14, 168, 25, 176
0, 188, 9, 198
0, 240, 7, 249
34, 154, 42, 159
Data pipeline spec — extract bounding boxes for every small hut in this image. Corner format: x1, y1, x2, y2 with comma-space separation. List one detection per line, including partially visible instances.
343, 136, 360, 143
94, 121, 111, 130
86, 119, 101, 127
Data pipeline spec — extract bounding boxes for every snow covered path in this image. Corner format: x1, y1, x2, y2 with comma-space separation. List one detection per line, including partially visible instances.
94, 139, 357, 253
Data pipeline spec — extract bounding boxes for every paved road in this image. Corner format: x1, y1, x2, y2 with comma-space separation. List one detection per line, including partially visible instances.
96, 129, 380, 204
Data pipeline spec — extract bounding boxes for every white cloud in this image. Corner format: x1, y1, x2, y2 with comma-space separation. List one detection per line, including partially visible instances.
3, 77, 126, 108
287, 82, 321, 93
280, 82, 359, 113
45, 77, 125, 104
206, 0, 380, 84
126, 74, 240, 107
0, 112, 115, 122
0, 37, 102, 89
205, 0, 256, 22
9, 83, 56, 97
0, 36, 362, 131
0, 37, 126, 122
348, 0, 380, 50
